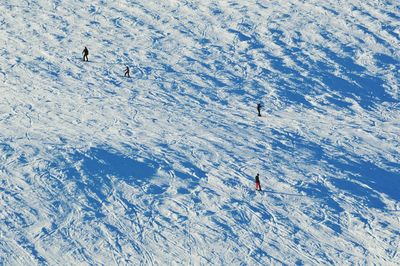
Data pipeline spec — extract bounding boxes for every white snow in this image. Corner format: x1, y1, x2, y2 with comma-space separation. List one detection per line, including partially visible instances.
0, 0, 399, 265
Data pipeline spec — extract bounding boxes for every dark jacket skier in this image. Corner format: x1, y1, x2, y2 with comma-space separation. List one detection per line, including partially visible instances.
255, 173, 261, 191
124, 66, 130, 77
82, 47, 89, 62
257, 103, 262, 117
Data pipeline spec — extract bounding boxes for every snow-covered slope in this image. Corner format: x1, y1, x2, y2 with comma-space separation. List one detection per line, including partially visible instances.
1, 0, 399, 265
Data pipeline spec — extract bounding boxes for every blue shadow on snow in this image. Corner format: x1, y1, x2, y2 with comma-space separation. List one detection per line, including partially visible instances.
270, 130, 399, 210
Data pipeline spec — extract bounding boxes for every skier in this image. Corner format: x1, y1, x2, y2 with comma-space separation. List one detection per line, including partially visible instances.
255, 173, 262, 191
124, 66, 130, 78
82, 47, 89, 62
257, 103, 262, 117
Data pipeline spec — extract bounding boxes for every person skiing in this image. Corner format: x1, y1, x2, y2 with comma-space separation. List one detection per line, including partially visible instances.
82, 47, 89, 62
255, 173, 261, 191
124, 66, 130, 78
257, 103, 262, 117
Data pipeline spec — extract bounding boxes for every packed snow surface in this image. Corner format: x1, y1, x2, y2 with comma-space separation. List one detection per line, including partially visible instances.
1, 0, 399, 265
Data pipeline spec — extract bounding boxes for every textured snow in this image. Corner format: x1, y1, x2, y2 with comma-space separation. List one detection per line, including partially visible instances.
0, 0, 399, 265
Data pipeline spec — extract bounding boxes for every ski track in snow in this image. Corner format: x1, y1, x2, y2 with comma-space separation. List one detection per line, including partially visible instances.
0, 0, 399, 265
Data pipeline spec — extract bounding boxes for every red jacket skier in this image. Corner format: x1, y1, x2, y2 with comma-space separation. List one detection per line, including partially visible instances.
255, 173, 261, 191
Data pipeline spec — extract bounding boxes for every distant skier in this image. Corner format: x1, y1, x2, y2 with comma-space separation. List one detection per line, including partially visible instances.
255, 173, 262, 191
124, 66, 130, 78
82, 47, 89, 62
257, 103, 262, 117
